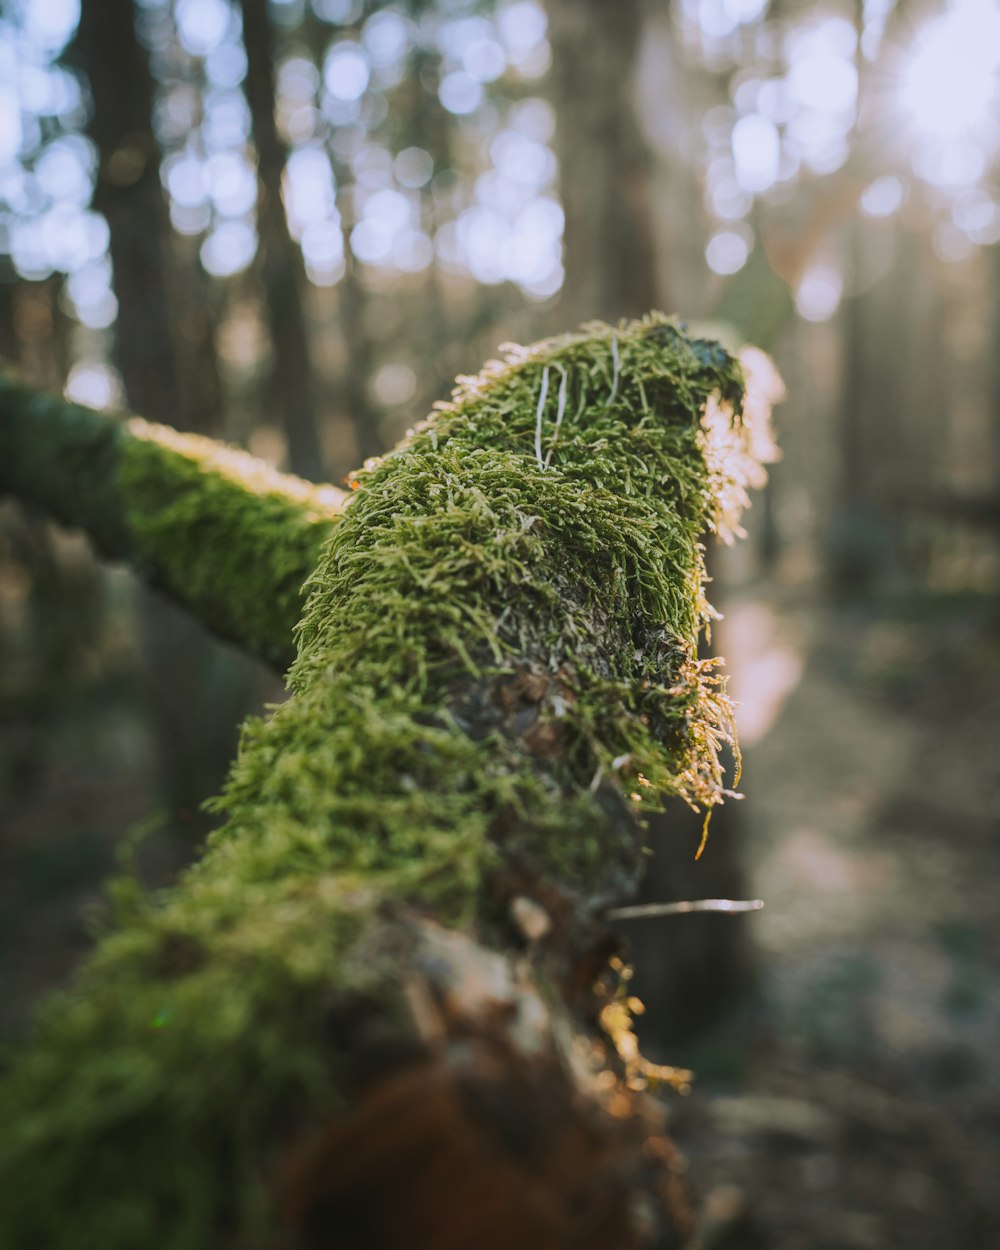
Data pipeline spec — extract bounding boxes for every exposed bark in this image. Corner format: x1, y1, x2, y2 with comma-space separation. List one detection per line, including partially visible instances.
0, 375, 346, 669
240, 0, 326, 480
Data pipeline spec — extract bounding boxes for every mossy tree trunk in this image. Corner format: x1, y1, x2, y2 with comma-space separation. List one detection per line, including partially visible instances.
0, 377, 347, 670
0, 317, 779, 1250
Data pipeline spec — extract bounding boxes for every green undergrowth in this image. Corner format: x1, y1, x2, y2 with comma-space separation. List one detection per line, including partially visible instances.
0, 314, 776, 1248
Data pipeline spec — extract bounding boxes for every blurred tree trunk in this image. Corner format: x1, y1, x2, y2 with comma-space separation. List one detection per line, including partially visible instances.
168, 239, 227, 438
547, 0, 660, 322
992, 245, 1000, 502
985, 243, 1000, 512
74, 0, 253, 841
75, 3, 176, 426
334, 258, 382, 463
239, 0, 326, 479
401, 55, 452, 373
0, 262, 17, 363
832, 240, 873, 593
299, 11, 383, 468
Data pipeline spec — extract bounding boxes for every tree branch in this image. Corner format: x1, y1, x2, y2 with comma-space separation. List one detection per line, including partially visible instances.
0, 374, 348, 669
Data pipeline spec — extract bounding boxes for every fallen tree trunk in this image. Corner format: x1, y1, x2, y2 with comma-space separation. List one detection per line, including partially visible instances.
0, 378, 347, 669
0, 315, 780, 1250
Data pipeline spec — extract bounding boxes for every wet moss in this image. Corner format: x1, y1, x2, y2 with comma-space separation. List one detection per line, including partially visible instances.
0, 315, 779, 1248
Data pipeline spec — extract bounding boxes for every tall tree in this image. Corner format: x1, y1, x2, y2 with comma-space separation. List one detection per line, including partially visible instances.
74, 0, 177, 428
297, 7, 385, 469
239, 0, 326, 479
74, 0, 251, 836
0, 260, 17, 365
547, 0, 660, 323
992, 244, 1000, 501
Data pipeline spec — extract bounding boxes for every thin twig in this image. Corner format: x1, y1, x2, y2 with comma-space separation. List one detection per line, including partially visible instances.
607, 898, 765, 921
534, 365, 550, 470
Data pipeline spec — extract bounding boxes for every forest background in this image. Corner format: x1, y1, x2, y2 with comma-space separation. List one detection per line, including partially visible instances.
1, 0, 998, 1245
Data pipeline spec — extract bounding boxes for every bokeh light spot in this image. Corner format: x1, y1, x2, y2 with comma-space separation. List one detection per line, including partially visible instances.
200, 220, 258, 277
323, 43, 370, 102
860, 176, 904, 218
732, 113, 779, 193
372, 362, 417, 406
176, 0, 231, 58
439, 71, 483, 116
65, 361, 122, 410
706, 228, 751, 275
796, 263, 843, 321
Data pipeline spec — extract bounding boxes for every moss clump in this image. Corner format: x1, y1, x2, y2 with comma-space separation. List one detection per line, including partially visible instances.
121, 421, 346, 668
0, 314, 778, 1248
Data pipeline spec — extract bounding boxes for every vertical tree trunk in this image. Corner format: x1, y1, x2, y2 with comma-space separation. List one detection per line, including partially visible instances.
831, 241, 872, 593
0, 260, 18, 364
74, 0, 251, 839
299, 11, 383, 469
334, 256, 382, 462
75, 0, 177, 426
168, 237, 227, 438
547, 0, 660, 322
990, 246, 1000, 532
239, 0, 326, 480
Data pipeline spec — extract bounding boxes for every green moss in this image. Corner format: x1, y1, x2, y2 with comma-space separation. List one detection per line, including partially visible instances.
120, 421, 346, 668
1, 871, 372, 1250
0, 315, 777, 1248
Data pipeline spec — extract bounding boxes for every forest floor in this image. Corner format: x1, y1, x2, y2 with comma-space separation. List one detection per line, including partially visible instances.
663, 585, 1000, 1250
1, 568, 998, 1249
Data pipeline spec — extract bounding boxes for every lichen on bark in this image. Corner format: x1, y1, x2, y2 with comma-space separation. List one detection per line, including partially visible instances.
0, 314, 781, 1250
